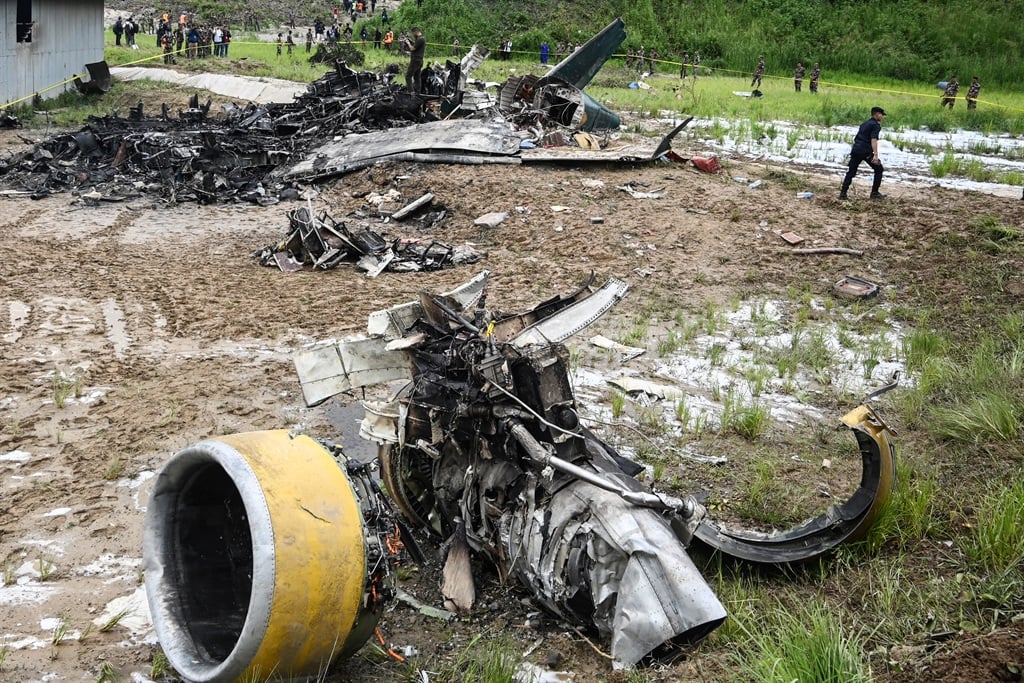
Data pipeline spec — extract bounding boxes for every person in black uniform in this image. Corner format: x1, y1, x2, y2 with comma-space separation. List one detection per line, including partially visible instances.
839, 107, 887, 200
403, 26, 426, 93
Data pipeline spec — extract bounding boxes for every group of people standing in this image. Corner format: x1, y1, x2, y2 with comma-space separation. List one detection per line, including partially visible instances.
941, 76, 982, 109
679, 51, 701, 80
111, 16, 140, 46
750, 56, 821, 93
624, 46, 660, 74
793, 62, 821, 93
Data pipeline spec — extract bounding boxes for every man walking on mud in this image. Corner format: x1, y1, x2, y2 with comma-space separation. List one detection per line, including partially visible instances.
839, 106, 886, 200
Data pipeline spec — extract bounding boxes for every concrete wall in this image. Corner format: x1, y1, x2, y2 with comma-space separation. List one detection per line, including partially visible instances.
1, 0, 105, 106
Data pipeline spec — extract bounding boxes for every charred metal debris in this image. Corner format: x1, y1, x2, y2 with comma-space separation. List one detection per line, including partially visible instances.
253, 201, 485, 274
292, 271, 899, 668
0, 18, 652, 205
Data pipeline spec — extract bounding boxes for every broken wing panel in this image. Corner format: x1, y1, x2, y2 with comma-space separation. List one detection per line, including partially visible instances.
366, 270, 490, 339
293, 337, 413, 406
510, 277, 629, 347
286, 119, 523, 181
694, 403, 897, 563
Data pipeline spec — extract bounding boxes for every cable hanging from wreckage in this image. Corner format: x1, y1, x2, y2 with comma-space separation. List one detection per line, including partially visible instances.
143, 270, 898, 682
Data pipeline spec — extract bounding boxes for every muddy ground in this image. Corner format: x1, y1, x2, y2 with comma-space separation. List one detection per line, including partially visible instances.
1, 111, 1023, 683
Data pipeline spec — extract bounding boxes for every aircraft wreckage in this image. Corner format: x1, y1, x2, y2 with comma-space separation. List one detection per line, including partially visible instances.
0, 19, 680, 205
143, 272, 898, 682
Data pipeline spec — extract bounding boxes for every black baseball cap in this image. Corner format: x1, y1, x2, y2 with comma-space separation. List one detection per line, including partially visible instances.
871, 106, 887, 115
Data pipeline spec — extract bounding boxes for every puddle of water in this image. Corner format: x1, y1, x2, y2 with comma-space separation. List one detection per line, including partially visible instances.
0, 581, 58, 607
661, 114, 1024, 197
4, 300, 31, 343
572, 297, 906, 438
0, 634, 47, 650
102, 298, 131, 358
0, 449, 31, 463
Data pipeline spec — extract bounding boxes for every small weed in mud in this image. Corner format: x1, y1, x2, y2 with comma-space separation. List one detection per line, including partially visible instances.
972, 215, 1022, 253
639, 406, 664, 433
151, 649, 173, 678
99, 608, 130, 633
2, 559, 15, 585
742, 364, 773, 397
657, 328, 685, 356
720, 390, 770, 440
38, 555, 55, 581
158, 400, 181, 426
96, 662, 120, 683
651, 460, 666, 482
79, 622, 95, 643
0, 644, 8, 670
674, 398, 691, 429
52, 371, 77, 408
619, 320, 649, 347
610, 390, 626, 418
104, 455, 125, 481
51, 617, 70, 646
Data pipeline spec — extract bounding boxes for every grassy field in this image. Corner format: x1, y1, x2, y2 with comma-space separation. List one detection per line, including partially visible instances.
93, 28, 1024, 134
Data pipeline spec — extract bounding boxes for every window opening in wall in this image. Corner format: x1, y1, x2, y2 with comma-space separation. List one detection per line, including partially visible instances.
17, 0, 34, 43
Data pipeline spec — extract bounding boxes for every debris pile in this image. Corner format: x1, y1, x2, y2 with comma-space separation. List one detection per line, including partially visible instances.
253, 203, 485, 275
144, 272, 900, 676
0, 19, 637, 204
0, 63, 445, 204
292, 272, 899, 666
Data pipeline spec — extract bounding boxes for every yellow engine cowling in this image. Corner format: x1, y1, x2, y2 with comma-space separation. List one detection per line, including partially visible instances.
143, 430, 391, 683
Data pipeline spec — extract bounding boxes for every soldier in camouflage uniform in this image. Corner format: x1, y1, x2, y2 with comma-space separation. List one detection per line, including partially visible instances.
680, 51, 689, 80
693, 52, 701, 80
941, 75, 959, 108
751, 54, 765, 88
965, 76, 981, 109
809, 63, 821, 93
794, 62, 806, 92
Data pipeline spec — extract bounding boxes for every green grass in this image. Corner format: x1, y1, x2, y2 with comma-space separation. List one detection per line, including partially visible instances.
411, 634, 518, 682
728, 599, 870, 683
860, 457, 945, 552
720, 389, 770, 440
962, 474, 1024, 573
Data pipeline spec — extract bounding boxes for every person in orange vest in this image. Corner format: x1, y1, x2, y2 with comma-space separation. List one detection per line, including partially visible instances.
383, 28, 394, 52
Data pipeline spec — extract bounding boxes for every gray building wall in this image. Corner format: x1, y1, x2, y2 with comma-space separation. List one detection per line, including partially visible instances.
1, 0, 105, 106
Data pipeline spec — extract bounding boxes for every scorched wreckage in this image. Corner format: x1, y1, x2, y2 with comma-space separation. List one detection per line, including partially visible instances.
144, 272, 898, 682
2, 16, 900, 683
0, 20, 637, 204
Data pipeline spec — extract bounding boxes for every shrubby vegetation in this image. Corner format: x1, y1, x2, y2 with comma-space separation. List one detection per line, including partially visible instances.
123, 0, 1024, 89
